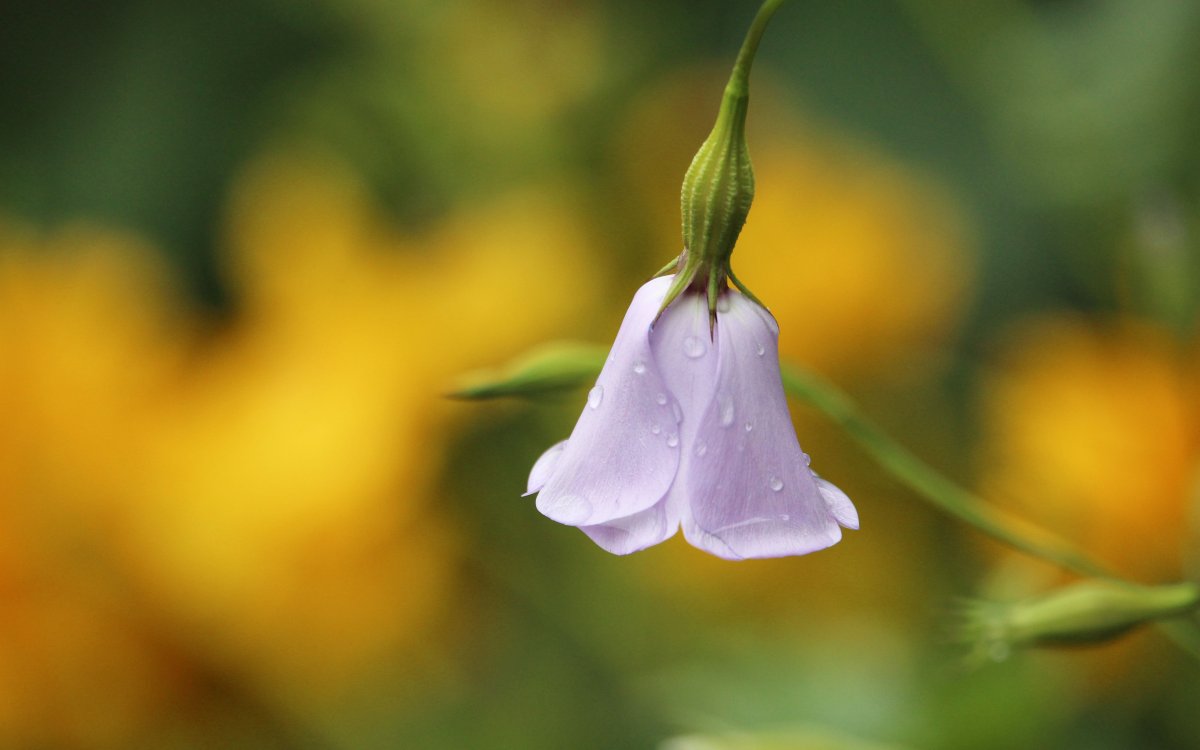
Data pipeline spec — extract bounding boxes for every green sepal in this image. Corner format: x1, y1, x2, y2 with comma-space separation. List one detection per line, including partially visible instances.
649, 253, 683, 280
727, 267, 766, 310
449, 341, 607, 400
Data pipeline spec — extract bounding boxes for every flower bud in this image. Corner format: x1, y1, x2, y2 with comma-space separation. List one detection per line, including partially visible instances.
677, 79, 754, 296
659, 0, 785, 325
958, 580, 1200, 661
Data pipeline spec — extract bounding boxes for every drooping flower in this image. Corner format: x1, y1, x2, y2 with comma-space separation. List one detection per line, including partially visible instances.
524, 0, 858, 559
526, 275, 858, 559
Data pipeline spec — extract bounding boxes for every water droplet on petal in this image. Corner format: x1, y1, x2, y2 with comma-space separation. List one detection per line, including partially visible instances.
717, 295, 731, 313
666, 432, 679, 448
779, 513, 790, 521
694, 440, 708, 457
671, 401, 683, 424
650, 423, 661, 435
655, 393, 668, 406
802, 452, 811, 466
541, 493, 593, 524
744, 421, 753, 433
633, 360, 647, 375
683, 335, 707, 358
717, 392, 735, 427
756, 342, 765, 357
769, 476, 784, 492
587, 385, 604, 409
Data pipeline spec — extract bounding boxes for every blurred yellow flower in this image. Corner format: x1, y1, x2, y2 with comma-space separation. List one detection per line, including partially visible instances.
132, 152, 599, 704
0, 223, 191, 747
319, 0, 610, 181
979, 317, 1198, 581
434, 0, 606, 126
0, 151, 598, 744
736, 139, 972, 378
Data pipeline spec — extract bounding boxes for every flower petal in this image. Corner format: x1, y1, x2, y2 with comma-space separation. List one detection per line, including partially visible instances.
682, 292, 849, 558
535, 276, 681, 526
680, 504, 743, 560
815, 475, 859, 530
647, 283, 723, 552
525, 439, 567, 496
580, 500, 678, 555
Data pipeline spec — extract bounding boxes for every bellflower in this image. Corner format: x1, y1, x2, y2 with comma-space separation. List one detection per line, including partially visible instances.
526, 275, 858, 558
526, 0, 857, 558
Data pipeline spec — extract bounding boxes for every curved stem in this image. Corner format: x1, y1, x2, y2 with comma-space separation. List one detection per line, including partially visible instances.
779, 364, 1200, 661
779, 365, 1108, 579
728, 0, 790, 98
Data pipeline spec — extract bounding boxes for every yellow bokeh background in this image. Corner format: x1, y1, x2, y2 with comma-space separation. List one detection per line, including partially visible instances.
0, 151, 602, 745
3, 0, 1199, 747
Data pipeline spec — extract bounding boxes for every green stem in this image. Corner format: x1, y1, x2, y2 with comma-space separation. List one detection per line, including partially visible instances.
780, 365, 1107, 578
729, 0, 789, 98
779, 364, 1200, 660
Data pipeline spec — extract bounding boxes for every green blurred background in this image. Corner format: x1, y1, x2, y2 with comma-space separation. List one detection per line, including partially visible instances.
2, 0, 1200, 747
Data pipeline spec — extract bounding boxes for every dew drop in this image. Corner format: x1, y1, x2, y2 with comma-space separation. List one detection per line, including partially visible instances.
655, 393, 668, 406
779, 513, 790, 521
756, 342, 766, 357
666, 432, 679, 448
671, 401, 683, 424
769, 476, 784, 492
633, 360, 647, 375
802, 452, 811, 466
587, 385, 604, 409
717, 392, 735, 427
717, 295, 731, 313
650, 423, 661, 435
744, 421, 754, 433
694, 440, 708, 457
683, 335, 707, 359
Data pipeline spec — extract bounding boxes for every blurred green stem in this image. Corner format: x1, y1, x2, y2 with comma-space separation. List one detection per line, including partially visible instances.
780, 365, 1107, 579
780, 365, 1200, 660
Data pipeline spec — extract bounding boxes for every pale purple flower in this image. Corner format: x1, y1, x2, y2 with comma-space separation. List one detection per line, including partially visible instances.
526, 275, 858, 559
